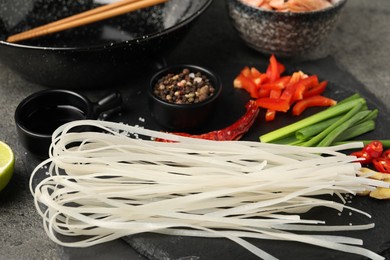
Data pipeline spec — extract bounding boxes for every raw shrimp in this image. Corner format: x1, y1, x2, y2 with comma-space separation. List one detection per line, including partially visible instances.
242, 0, 334, 12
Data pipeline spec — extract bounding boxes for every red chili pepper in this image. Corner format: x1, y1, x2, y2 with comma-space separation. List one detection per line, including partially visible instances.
292, 95, 337, 116
255, 98, 290, 112
351, 150, 372, 165
362, 140, 383, 159
383, 150, 390, 159
372, 157, 390, 173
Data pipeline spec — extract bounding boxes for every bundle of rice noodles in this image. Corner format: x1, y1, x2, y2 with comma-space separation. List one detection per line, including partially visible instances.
30, 120, 388, 260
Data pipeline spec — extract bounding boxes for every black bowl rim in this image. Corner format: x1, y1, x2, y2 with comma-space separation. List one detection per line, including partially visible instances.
230, 0, 347, 16
14, 89, 91, 138
148, 64, 223, 109
0, 0, 213, 51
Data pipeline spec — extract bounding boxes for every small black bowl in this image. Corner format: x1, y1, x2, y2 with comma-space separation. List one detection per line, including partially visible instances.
148, 64, 222, 131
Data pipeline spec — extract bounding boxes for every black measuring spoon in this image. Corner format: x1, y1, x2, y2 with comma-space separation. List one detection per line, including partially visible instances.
15, 89, 122, 158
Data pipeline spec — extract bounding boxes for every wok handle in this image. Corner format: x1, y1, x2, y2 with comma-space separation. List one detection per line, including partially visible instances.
93, 91, 123, 120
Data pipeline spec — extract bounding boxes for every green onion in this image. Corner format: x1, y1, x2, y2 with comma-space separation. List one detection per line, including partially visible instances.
301, 101, 364, 147
295, 115, 342, 141
334, 120, 376, 142
260, 97, 366, 143
335, 140, 390, 149
317, 110, 371, 147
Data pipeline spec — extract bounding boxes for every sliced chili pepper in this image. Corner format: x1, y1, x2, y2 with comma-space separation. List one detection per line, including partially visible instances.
362, 140, 383, 159
255, 98, 290, 112
351, 150, 372, 165
303, 80, 328, 99
372, 157, 390, 173
382, 149, 390, 159
292, 95, 337, 116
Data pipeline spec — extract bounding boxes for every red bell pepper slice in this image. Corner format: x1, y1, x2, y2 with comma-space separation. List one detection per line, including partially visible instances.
291, 75, 319, 102
266, 54, 285, 83
265, 89, 282, 121
256, 98, 290, 112
292, 95, 337, 116
303, 80, 328, 99
280, 71, 306, 104
261, 76, 291, 91
234, 73, 259, 98
258, 88, 271, 98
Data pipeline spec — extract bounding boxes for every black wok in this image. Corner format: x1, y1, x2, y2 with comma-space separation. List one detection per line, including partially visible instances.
0, 0, 213, 88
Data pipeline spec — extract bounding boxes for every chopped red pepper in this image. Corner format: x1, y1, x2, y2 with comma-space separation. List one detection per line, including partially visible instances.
266, 54, 285, 83
280, 71, 306, 104
233, 55, 333, 122
255, 98, 290, 112
261, 76, 291, 91
291, 75, 319, 102
303, 80, 328, 98
234, 73, 260, 99
265, 89, 282, 121
292, 95, 337, 116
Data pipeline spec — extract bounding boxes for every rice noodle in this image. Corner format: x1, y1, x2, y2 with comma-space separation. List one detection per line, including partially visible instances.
30, 120, 389, 260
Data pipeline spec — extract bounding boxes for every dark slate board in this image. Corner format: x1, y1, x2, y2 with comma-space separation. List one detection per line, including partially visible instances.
56, 56, 390, 260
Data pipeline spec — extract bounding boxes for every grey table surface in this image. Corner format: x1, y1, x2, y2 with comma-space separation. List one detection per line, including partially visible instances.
1, 0, 390, 259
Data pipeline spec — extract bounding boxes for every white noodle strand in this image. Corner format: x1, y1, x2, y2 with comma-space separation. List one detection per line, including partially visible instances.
30, 120, 388, 260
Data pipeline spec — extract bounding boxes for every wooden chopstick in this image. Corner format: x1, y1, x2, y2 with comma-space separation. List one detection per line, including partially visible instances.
6, 0, 167, 43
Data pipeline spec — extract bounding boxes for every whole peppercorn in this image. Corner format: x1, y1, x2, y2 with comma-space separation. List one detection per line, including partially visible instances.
154, 68, 215, 104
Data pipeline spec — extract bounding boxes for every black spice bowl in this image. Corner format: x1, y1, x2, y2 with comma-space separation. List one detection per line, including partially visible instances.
148, 64, 222, 131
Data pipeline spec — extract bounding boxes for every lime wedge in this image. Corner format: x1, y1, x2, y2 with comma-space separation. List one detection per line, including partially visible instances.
0, 141, 15, 192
